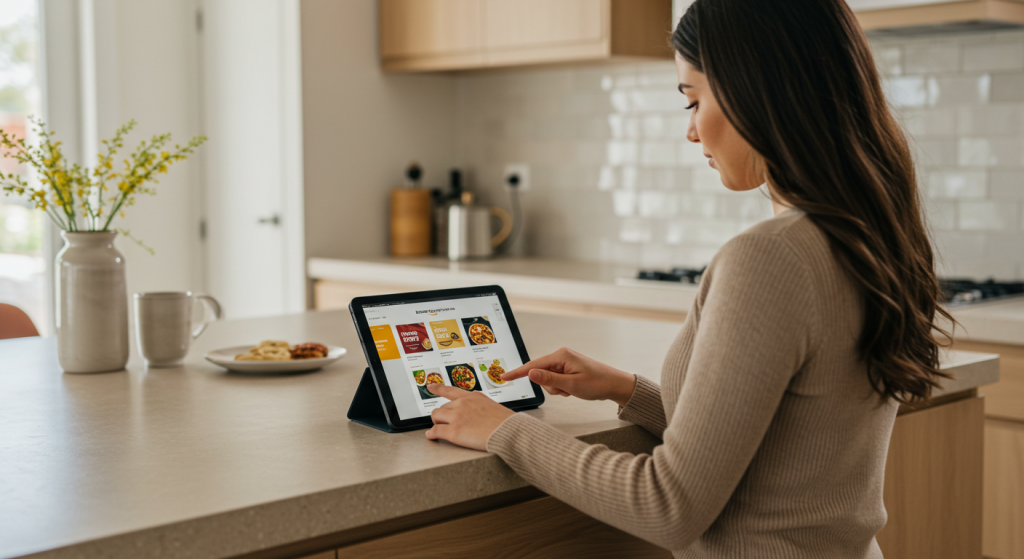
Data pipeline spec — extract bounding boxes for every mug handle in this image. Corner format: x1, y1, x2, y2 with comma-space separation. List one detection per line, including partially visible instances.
192, 294, 223, 339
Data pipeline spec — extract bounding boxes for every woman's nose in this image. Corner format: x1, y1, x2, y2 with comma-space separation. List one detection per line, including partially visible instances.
686, 117, 700, 143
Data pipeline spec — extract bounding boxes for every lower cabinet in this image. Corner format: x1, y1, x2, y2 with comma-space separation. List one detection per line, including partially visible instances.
984, 418, 1024, 559
877, 396, 984, 559
954, 340, 1024, 559
335, 496, 670, 559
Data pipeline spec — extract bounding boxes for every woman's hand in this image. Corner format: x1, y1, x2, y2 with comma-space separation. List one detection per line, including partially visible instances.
502, 348, 637, 406
425, 383, 515, 451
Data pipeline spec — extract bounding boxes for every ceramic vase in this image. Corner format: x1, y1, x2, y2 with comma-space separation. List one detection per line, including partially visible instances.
55, 231, 129, 373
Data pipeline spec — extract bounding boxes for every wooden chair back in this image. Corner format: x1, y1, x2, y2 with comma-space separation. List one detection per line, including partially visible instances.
0, 303, 40, 340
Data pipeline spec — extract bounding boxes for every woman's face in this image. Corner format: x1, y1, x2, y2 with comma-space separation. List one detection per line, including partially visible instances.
676, 54, 763, 192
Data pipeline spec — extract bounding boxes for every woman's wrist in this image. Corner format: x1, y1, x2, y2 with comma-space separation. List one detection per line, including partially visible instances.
609, 372, 638, 407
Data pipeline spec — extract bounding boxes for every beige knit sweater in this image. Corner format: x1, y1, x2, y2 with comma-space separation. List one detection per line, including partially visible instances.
488, 209, 899, 558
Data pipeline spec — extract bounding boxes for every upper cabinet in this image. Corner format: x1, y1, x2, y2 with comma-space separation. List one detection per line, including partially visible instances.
848, 0, 1024, 34
379, 0, 673, 72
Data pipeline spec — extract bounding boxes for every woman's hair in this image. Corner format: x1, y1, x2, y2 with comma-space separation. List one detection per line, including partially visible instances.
673, 0, 953, 404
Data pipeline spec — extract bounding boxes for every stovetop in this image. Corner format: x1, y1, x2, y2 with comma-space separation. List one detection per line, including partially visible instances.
636, 268, 1024, 306
939, 278, 1024, 306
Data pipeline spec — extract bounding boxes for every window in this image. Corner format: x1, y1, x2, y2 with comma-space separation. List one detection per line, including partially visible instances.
0, 0, 45, 334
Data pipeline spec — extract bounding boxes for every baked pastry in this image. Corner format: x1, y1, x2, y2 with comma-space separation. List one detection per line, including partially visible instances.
290, 342, 328, 360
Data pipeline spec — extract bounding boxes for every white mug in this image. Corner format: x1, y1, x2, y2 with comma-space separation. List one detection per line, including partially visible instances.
134, 292, 222, 368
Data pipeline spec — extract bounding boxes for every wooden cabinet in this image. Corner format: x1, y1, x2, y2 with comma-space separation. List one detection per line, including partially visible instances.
876, 396, 985, 559
984, 418, 1024, 559
954, 340, 1024, 559
379, 0, 484, 69
379, 0, 673, 72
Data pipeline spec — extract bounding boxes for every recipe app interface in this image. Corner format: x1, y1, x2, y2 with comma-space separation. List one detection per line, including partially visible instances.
363, 293, 533, 420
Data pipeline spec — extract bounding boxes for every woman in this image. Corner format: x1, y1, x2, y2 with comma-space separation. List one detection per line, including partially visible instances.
425, 0, 955, 556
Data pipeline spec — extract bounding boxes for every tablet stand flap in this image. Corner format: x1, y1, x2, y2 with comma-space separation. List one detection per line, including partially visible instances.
347, 367, 397, 433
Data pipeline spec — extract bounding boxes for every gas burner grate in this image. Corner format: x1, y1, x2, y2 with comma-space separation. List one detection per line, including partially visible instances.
939, 278, 1024, 305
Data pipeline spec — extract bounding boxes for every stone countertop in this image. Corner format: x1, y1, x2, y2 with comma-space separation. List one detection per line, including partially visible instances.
0, 310, 998, 559
308, 257, 1024, 346
307, 256, 701, 313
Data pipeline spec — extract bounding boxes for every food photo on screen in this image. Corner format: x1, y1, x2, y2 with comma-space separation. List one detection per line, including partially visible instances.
429, 319, 466, 349
396, 323, 433, 354
411, 367, 446, 400
445, 363, 481, 392
461, 317, 496, 346
478, 358, 510, 389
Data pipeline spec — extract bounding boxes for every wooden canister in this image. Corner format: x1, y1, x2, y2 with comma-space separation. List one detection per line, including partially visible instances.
390, 188, 433, 256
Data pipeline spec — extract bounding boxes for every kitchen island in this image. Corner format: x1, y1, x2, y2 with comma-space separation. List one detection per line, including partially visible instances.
0, 309, 999, 559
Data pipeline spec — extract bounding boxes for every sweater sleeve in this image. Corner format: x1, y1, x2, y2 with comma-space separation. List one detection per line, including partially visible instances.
617, 375, 667, 438
486, 233, 818, 551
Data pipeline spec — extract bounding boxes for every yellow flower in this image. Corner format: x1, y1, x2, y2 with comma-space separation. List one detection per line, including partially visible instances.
158, 164, 168, 174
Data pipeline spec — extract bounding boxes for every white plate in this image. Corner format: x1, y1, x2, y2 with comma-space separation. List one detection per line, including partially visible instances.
479, 364, 509, 389
205, 345, 347, 374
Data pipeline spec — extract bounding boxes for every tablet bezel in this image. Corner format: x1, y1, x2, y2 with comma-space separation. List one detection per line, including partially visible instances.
348, 285, 545, 431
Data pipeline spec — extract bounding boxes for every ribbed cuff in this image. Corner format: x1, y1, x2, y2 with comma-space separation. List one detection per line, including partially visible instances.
617, 375, 667, 437
486, 412, 542, 455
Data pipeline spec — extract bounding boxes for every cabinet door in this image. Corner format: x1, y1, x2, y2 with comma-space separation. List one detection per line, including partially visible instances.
984, 419, 1024, 559
484, 0, 607, 51
379, 0, 482, 58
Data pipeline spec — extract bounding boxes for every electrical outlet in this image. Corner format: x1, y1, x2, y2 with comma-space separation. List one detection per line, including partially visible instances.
504, 163, 531, 192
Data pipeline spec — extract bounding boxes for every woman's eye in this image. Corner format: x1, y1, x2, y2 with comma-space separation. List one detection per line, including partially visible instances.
685, 101, 698, 110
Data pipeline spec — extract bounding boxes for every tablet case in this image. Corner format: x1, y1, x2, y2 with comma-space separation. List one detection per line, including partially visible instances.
347, 367, 416, 433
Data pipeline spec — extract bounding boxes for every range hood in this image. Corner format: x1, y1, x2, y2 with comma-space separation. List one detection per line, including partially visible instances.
849, 0, 1024, 35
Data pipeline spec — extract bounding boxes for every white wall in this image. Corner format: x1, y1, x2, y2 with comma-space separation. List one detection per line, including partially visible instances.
300, 0, 458, 260
84, 0, 204, 296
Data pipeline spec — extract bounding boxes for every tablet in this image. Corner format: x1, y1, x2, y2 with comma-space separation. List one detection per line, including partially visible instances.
349, 285, 545, 431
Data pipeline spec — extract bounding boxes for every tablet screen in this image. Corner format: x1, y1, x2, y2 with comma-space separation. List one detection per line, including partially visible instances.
360, 291, 535, 420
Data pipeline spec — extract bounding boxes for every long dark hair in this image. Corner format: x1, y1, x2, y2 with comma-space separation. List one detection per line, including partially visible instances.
673, 0, 953, 404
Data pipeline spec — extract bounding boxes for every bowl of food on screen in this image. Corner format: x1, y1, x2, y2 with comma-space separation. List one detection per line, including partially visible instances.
446, 364, 478, 391
480, 359, 508, 388
204, 340, 346, 374
461, 317, 496, 346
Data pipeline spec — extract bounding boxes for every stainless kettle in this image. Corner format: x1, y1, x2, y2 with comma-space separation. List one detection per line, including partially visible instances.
447, 192, 512, 260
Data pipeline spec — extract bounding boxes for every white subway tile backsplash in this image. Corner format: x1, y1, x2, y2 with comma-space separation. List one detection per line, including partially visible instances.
455, 31, 1024, 279
914, 139, 958, 166
928, 170, 988, 198
678, 141, 705, 166
692, 168, 725, 191
641, 142, 677, 166
924, 199, 958, 230
904, 43, 959, 74
874, 45, 903, 76
991, 170, 1024, 198
990, 73, 1024, 102
638, 191, 677, 219
963, 42, 1024, 72
958, 137, 1023, 167
931, 75, 991, 105
986, 233, 1024, 264
900, 108, 958, 137
676, 193, 718, 217
884, 76, 932, 107
619, 218, 654, 244
612, 189, 637, 217
606, 141, 639, 165
957, 106, 1024, 136
959, 200, 1019, 230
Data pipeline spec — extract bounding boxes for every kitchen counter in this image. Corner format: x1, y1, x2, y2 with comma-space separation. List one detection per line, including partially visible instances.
309, 256, 1024, 346
307, 257, 700, 314
0, 309, 999, 559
